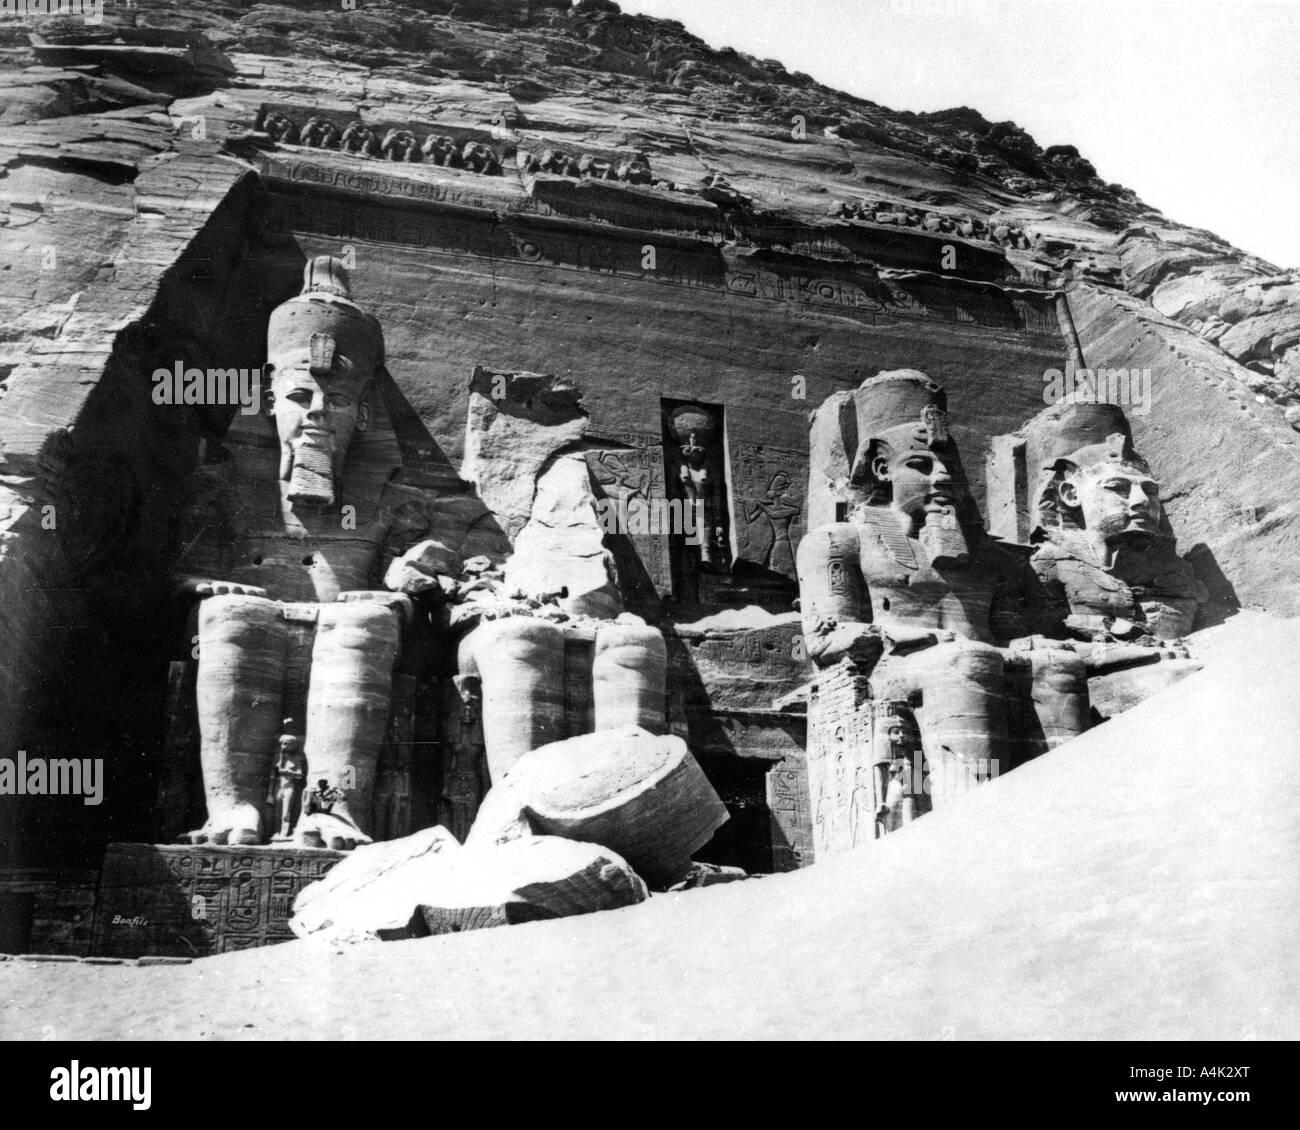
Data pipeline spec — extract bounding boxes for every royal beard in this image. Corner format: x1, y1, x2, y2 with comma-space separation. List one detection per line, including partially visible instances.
285, 435, 337, 508
917, 506, 970, 567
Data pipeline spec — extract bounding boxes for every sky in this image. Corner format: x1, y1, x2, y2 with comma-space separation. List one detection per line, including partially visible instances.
618, 0, 1300, 269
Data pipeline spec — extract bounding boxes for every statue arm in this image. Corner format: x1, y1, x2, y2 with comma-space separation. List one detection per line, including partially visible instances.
171, 467, 265, 601
795, 524, 884, 666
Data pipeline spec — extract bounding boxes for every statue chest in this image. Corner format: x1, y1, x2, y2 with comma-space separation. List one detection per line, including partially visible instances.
1054, 557, 1138, 618
860, 546, 998, 638
226, 525, 387, 603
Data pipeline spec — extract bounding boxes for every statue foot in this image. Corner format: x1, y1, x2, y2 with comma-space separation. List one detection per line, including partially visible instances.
294, 812, 372, 852
176, 804, 264, 846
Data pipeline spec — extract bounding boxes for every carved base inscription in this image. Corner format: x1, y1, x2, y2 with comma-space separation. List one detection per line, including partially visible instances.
91, 844, 344, 958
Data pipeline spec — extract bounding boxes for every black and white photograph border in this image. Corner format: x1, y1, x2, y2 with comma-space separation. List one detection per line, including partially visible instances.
0, 0, 1295, 1078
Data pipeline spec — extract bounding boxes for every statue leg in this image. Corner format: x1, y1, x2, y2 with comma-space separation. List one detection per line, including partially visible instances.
468, 618, 565, 782
876, 640, 1011, 808
592, 623, 667, 734
303, 601, 402, 844
186, 594, 286, 845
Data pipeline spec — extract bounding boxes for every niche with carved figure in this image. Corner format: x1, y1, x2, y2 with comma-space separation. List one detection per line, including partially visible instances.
662, 399, 730, 605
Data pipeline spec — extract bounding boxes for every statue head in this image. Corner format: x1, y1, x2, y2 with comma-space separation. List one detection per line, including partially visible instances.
667, 403, 716, 471
265, 257, 383, 509
847, 371, 978, 537
277, 727, 304, 767
1032, 402, 1172, 567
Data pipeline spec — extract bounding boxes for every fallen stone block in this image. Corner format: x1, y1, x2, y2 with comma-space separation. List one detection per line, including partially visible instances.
468, 725, 728, 887
417, 835, 646, 935
290, 826, 461, 943
666, 862, 752, 891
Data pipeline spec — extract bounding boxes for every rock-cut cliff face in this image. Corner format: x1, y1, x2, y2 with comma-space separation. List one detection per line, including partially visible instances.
1, 0, 1298, 880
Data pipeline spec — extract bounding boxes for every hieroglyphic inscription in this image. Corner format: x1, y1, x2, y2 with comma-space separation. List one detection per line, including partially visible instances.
264, 192, 722, 292
768, 754, 814, 871
806, 661, 875, 858
263, 190, 1058, 336
724, 266, 1055, 334
562, 635, 595, 740
586, 431, 671, 597
731, 443, 806, 579
259, 156, 512, 211
91, 844, 343, 958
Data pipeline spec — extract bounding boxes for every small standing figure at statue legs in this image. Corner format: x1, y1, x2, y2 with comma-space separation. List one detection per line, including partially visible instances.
269, 725, 306, 842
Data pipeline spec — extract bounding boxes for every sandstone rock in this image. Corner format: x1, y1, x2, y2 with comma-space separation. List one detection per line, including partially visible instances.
417, 834, 647, 935
504, 452, 616, 614
1087, 658, 1204, 720
468, 726, 728, 886
2, 0, 1298, 952
666, 861, 751, 891
384, 538, 463, 596
460, 368, 589, 541
290, 825, 461, 943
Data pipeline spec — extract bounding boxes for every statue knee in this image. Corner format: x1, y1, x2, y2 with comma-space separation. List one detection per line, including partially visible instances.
593, 623, 666, 668
197, 593, 282, 649
593, 623, 667, 733
320, 601, 401, 654
472, 616, 565, 669
946, 639, 1005, 682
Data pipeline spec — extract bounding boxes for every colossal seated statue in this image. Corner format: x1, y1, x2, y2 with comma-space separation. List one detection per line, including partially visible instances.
449, 370, 667, 785
1025, 401, 1207, 644
171, 256, 453, 849
1011, 400, 1208, 712
796, 371, 1091, 851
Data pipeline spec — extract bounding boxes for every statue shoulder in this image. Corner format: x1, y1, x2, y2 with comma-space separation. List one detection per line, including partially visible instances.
799, 520, 861, 555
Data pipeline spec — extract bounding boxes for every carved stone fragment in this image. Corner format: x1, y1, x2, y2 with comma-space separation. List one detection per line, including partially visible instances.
468, 725, 728, 887
416, 835, 647, 935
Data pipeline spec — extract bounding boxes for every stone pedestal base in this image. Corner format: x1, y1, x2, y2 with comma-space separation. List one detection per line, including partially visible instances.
91, 844, 343, 958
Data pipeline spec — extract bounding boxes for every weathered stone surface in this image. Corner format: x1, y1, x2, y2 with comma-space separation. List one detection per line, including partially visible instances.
798, 372, 1092, 857
1118, 226, 1300, 404
460, 368, 589, 542
1064, 283, 1300, 617
416, 834, 647, 935
92, 843, 342, 958
468, 725, 728, 886
0, 0, 1296, 945
989, 398, 1208, 644
289, 825, 461, 943
291, 824, 644, 943
1086, 658, 1204, 721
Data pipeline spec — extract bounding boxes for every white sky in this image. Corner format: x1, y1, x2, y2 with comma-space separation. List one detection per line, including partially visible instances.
618, 0, 1300, 269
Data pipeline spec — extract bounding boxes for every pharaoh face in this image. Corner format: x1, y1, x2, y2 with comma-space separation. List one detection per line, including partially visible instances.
1060, 462, 1162, 545
871, 430, 969, 529
269, 359, 370, 507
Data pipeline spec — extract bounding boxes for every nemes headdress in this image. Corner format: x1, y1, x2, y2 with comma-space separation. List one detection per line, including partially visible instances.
1031, 401, 1168, 538
847, 370, 978, 523
266, 256, 383, 397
